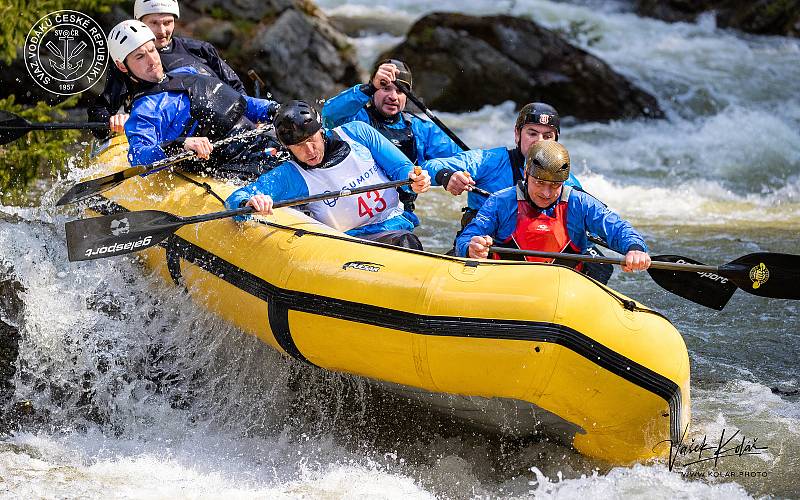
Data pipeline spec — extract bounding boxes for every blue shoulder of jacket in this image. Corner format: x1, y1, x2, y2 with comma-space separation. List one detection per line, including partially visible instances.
487, 146, 511, 161
166, 65, 199, 76
338, 120, 375, 140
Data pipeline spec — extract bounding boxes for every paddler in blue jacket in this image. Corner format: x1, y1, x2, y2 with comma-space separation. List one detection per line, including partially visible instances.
422, 102, 613, 282
424, 103, 580, 227
107, 20, 280, 179
89, 0, 247, 139
457, 141, 652, 274
226, 101, 431, 249
322, 59, 461, 214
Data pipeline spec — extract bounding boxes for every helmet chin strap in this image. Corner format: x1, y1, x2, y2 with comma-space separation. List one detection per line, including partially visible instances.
122, 61, 140, 83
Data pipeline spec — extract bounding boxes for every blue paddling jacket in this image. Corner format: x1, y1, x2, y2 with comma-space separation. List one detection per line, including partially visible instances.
322, 84, 462, 165
225, 121, 420, 237
124, 67, 277, 166
455, 185, 648, 258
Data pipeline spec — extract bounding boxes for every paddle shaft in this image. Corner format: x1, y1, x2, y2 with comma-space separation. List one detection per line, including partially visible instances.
16, 121, 109, 131
56, 126, 277, 206
248, 69, 266, 99
66, 177, 417, 262
1, 110, 110, 145
187, 178, 414, 225
490, 247, 734, 273
395, 82, 470, 151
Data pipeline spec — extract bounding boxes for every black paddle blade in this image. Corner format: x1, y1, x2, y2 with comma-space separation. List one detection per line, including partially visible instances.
0, 110, 31, 145
722, 252, 800, 300
65, 210, 182, 262
648, 255, 738, 310
56, 169, 133, 206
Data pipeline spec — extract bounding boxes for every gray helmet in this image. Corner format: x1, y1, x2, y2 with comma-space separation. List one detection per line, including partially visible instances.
373, 59, 412, 91
273, 100, 322, 146
515, 102, 560, 139
525, 141, 570, 182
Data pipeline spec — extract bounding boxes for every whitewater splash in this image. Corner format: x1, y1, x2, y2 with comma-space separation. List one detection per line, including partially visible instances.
2, 0, 799, 497
322, 0, 800, 231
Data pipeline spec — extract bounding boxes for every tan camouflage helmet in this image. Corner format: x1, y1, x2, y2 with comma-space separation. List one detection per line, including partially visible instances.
525, 141, 571, 182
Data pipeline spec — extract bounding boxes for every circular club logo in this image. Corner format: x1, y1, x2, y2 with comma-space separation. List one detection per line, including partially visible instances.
24, 10, 108, 96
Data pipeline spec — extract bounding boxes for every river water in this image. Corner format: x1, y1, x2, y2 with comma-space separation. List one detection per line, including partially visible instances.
1, 0, 798, 497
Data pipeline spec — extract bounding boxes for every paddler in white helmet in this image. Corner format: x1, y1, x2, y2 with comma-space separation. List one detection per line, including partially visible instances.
106, 19, 280, 178
88, 0, 245, 138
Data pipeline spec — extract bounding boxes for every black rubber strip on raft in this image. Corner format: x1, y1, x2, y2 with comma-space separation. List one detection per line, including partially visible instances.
88, 199, 683, 443
267, 295, 311, 363
164, 235, 185, 288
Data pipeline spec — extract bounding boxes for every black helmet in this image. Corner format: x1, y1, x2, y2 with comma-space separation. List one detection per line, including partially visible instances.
273, 100, 322, 146
374, 59, 412, 90
525, 141, 570, 183
515, 102, 560, 139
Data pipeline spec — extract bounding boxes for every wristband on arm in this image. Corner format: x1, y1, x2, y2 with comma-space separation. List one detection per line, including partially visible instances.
435, 168, 457, 189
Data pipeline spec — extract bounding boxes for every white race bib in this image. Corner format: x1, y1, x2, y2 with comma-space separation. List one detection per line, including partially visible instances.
292, 127, 404, 232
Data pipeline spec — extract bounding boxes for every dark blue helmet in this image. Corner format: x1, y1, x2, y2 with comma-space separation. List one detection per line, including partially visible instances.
516, 102, 560, 139
274, 100, 322, 146
374, 59, 412, 91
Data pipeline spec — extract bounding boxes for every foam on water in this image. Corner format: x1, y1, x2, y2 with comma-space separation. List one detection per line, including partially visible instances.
526, 464, 751, 499
418, 102, 800, 229
2, 0, 799, 497
4, 208, 779, 498
0, 433, 434, 499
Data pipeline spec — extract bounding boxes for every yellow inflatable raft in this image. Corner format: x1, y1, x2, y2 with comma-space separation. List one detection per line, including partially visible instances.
80, 137, 690, 465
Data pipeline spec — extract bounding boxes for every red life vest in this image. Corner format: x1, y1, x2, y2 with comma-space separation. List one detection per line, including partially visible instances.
497, 185, 583, 269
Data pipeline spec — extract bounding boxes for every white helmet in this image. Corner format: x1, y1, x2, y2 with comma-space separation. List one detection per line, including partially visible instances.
108, 20, 156, 65
134, 0, 180, 20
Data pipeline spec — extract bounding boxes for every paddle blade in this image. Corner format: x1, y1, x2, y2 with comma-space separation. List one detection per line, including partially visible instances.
723, 252, 800, 300
648, 255, 738, 310
56, 169, 132, 206
65, 210, 182, 262
0, 110, 31, 145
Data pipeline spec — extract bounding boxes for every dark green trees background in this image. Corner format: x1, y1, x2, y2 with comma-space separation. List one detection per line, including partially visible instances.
0, 0, 123, 204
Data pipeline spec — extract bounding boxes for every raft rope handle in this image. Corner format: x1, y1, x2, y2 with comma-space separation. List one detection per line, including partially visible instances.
173, 170, 227, 206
